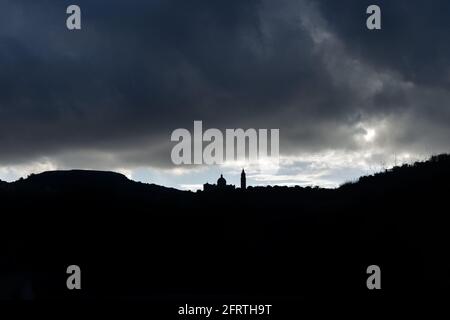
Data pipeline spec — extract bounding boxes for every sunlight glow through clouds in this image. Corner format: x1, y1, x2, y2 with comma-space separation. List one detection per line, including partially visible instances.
363, 128, 376, 142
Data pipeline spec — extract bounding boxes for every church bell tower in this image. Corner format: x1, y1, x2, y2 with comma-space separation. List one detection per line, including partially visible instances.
241, 169, 246, 190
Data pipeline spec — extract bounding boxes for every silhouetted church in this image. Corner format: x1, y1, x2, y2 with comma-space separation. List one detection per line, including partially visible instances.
203, 170, 247, 192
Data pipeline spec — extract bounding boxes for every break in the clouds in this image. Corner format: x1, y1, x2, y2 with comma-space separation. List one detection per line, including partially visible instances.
0, 0, 449, 188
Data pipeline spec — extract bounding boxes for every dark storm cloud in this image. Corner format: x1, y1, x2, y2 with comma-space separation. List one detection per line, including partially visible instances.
0, 0, 449, 170
316, 0, 450, 87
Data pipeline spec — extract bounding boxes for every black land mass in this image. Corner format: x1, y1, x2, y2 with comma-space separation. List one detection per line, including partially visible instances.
0, 155, 449, 305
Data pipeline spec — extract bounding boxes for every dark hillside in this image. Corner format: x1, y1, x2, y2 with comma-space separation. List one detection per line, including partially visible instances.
1, 156, 449, 306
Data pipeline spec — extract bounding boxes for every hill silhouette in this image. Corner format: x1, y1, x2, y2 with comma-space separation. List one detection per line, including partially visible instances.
0, 155, 449, 307
5, 169, 184, 196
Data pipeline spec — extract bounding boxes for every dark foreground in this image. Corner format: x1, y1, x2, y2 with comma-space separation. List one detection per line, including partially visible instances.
1, 155, 450, 314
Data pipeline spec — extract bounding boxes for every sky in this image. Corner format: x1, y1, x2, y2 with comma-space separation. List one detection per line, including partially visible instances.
1, 0, 450, 190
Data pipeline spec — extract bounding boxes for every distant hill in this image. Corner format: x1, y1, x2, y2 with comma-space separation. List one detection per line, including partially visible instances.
0, 169, 189, 211
341, 153, 450, 191
6, 169, 182, 193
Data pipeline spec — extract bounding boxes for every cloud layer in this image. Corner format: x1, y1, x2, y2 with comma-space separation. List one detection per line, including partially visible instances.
1, 0, 449, 187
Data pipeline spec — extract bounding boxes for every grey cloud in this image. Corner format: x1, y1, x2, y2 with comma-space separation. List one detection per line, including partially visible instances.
315, 0, 450, 87
0, 0, 449, 171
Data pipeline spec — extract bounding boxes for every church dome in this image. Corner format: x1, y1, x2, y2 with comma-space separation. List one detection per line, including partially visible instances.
217, 174, 226, 187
